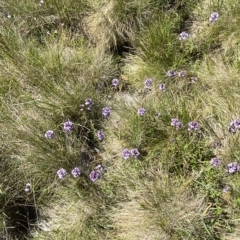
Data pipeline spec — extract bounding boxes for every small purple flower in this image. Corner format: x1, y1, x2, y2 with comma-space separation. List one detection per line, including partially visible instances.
122, 149, 131, 159
228, 119, 240, 133
209, 12, 219, 22
188, 121, 199, 131
166, 70, 177, 77
179, 31, 189, 40
89, 170, 100, 182
159, 83, 166, 92
112, 78, 119, 88
63, 121, 74, 132
45, 130, 54, 139
223, 185, 230, 193
191, 77, 198, 83
178, 70, 187, 77
137, 108, 146, 116
131, 148, 140, 158
85, 98, 94, 106
227, 162, 239, 174
57, 168, 67, 179
102, 107, 111, 118
144, 78, 153, 89
171, 118, 184, 129
97, 130, 105, 141
210, 157, 221, 167
71, 167, 81, 178
95, 164, 104, 173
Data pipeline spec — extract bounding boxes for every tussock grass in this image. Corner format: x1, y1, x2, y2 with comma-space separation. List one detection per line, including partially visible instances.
2, 0, 240, 239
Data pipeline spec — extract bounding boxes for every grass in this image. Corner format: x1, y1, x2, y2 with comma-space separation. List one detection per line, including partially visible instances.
1, 0, 240, 239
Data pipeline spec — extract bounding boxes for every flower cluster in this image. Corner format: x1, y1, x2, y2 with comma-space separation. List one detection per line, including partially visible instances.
144, 78, 153, 89
97, 130, 105, 141
159, 83, 166, 92
171, 118, 184, 129
209, 12, 219, 22
166, 70, 177, 77
85, 98, 94, 110
24, 183, 31, 192
227, 162, 240, 174
102, 107, 111, 118
71, 167, 81, 178
178, 70, 187, 77
57, 168, 67, 179
228, 119, 240, 133
179, 31, 189, 40
137, 108, 146, 116
112, 78, 119, 88
210, 157, 221, 167
190, 77, 198, 83
89, 164, 104, 182
45, 130, 54, 139
122, 148, 140, 159
188, 121, 199, 131
63, 120, 74, 132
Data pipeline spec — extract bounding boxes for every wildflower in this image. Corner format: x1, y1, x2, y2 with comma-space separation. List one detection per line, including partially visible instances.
45, 130, 54, 139
97, 130, 105, 141
166, 70, 177, 77
71, 167, 81, 178
137, 108, 146, 116
7, 14, 11, 18
210, 157, 221, 167
63, 120, 74, 132
188, 121, 199, 131
102, 107, 111, 118
24, 183, 31, 192
144, 78, 153, 89
89, 170, 100, 182
85, 98, 94, 106
191, 77, 198, 83
131, 148, 140, 158
122, 149, 131, 159
209, 12, 219, 22
227, 162, 240, 174
179, 31, 189, 40
95, 164, 104, 173
178, 70, 187, 77
171, 118, 184, 129
80, 104, 84, 111
228, 119, 240, 133
112, 78, 119, 88
57, 168, 67, 179
223, 185, 230, 193
159, 83, 166, 92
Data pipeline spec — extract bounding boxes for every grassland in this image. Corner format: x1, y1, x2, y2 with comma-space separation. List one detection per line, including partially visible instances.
1, 0, 240, 239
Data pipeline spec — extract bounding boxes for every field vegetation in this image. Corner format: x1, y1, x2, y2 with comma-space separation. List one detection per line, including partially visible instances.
1, 0, 240, 239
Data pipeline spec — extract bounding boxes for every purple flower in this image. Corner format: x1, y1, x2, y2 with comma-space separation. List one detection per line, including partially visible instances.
63, 121, 74, 132
227, 162, 240, 174
97, 130, 105, 141
178, 70, 187, 77
71, 167, 81, 178
191, 77, 198, 83
159, 83, 166, 92
24, 183, 31, 192
209, 12, 219, 22
95, 164, 104, 173
89, 170, 100, 182
45, 130, 54, 139
188, 121, 199, 131
144, 78, 153, 89
210, 157, 221, 167
122, 149, 131, 159
137, 108, 146, 116
112, 78, 119, 87
131, 148, 140, 158
223, 185, 230, 193
57, 168, 67, 179
179, 31, 189, 40
102, 107, 111, 118
85, 98, 94, 110
166, 70, 177, 77
228, 119, 240, 133
171, 118, 184, 129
